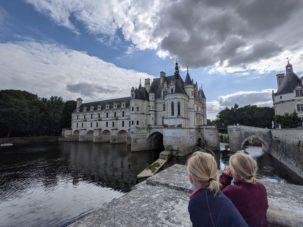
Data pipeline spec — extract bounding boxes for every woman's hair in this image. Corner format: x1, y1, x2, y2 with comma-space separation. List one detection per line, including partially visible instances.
229, 151, 258, 184
187, 151, 221, 194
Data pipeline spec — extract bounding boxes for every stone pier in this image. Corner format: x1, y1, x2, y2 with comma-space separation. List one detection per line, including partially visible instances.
70, 165, 303, 227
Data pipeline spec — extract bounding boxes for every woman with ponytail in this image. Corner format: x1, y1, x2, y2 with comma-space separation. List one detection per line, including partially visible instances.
187, 151, 248, 227
220, 151, 268, 227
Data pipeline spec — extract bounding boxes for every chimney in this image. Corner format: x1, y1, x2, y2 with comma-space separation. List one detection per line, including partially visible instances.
276, 73, 285, 88
160, 71, 166, 84
145, 78, 151, 93
76, 98, 82, 111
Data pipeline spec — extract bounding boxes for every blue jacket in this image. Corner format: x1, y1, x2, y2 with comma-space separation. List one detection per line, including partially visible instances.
188, 189, 248, 227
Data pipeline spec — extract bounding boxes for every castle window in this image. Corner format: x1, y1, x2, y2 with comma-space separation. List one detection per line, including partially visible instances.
76, 123, 78, 128
98, 113, 101, 119
178, 102, 181, 116
106, 104, 109, 109
296, 89, 303, 97
171, 102, 174, 116
171, 88, 174, 93
114, 104, 117, 109
122, 111, 125, 117
90, 122, 92, 128
114, 112, 116, 117
112, 122, 115, 127
106, 122, 108, 127
131, 106, 134, 111
280, 96, 282, 99
297, 104, 303, 112
84, 115, 86, 120
137, 106, 139, 111
96, 122, 98, 128
81, 123, 83, 128
132, 121, 134, 125
77, 115, 79, 120
129, 121, 131, 127
91, 114, 93, 119
122, 121, 125, 127
83, 107, 87, 112
106, 112, 109, 118
163, 103, 165, 111
98, 105, 101, 110
137, 120, 139, 125
90, 106, 94, 111
121, 102, 125, 108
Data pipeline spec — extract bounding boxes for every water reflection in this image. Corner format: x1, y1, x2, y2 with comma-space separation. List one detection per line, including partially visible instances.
0, 142, 158, 227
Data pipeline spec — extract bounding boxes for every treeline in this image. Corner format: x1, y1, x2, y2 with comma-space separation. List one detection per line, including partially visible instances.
0, 90, 76, 137
211, 104, 301, 132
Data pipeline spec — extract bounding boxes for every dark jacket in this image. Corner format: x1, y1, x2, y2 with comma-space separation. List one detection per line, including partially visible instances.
188, 187, 248, 227
220, 173, 268, 227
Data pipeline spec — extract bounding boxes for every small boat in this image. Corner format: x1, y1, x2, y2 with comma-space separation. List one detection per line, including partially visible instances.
0, 143, 14, 147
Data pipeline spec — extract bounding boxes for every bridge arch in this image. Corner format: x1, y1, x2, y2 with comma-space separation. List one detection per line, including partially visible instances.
73, 130, 79, 136
117, 130, 128, 143
241, 135, 269, 153
147, 131, 164, 151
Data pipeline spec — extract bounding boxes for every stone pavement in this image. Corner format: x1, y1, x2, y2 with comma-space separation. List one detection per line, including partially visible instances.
70, 164, 303, 227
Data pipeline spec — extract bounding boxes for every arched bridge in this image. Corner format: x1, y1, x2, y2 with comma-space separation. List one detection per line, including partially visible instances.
228, 125, 272, 153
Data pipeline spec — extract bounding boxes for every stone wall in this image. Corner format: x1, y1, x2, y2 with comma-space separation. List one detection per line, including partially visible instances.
70, 165, 303, 227
0, 136, 58, 144
228, 125, 303, 179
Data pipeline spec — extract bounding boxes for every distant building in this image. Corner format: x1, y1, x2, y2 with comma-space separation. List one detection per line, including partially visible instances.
272, 61, 303, 122
64, 63, 217, 153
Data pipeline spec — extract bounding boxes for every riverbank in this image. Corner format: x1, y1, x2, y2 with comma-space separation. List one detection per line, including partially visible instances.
0, 136, 58, 145
70, 164, 303, 227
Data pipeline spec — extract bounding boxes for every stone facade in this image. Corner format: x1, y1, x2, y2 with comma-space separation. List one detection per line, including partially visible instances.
65, 63, 216, 153
272, 61, 303, 123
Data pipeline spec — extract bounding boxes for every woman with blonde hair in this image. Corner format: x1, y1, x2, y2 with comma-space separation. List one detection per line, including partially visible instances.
220, 151, 268, 227
187, 151, 248, 227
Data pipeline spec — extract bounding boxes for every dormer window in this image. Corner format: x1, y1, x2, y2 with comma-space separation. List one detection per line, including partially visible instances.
296, 89, 303, 97
90, 106, 94, 111
83, 107, 87, 112
106, 104, 109, 109
114, 103, 117, 109
97, 105, 101, 110
121, 102, 125, 108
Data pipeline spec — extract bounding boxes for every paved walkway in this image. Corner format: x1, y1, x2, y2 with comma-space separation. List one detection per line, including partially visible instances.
70, 164, 303, 227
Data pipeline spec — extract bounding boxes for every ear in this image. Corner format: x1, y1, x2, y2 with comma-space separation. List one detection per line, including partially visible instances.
188, 175, 195, 184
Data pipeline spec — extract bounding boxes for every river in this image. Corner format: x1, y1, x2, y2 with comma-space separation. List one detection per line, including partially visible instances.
0, 142, 301, 227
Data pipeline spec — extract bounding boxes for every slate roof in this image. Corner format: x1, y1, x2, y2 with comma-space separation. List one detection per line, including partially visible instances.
275, 72, 302, 95
134, 87, 149, 100
185, 73, 192, 85
200, 89, 206, 99
150, 75, 187, 98
79, 97, 130, 111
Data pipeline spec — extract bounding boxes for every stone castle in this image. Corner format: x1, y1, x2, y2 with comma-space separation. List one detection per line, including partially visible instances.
63, 63, 219, 153
273, 61, 303, 123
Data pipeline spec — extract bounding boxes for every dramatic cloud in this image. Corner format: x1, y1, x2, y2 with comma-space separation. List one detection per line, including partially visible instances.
207, 89, 273, 119
0, 41, 152, 101
26, 0, 303, 73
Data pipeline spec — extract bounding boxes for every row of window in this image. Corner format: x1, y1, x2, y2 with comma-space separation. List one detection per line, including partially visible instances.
131, 106, 140, 112
297, 104, 303, 112
81, 102, 127, 112
76, 111, 125, 120
75, 120, 140, 128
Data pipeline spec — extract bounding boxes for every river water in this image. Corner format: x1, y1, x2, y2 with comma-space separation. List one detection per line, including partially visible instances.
0, 142, 301, 227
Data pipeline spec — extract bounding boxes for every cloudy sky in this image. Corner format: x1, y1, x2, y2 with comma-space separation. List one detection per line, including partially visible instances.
1, 0, 303, 119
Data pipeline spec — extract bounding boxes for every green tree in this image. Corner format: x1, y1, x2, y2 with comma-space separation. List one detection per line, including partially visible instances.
274, 112, 302, 128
